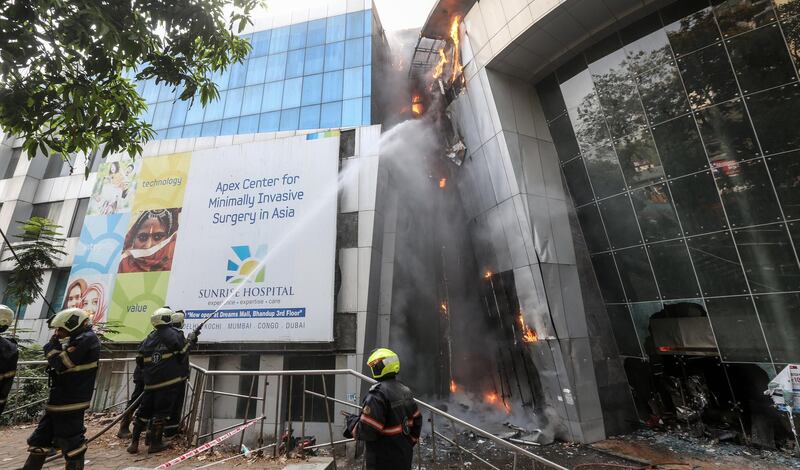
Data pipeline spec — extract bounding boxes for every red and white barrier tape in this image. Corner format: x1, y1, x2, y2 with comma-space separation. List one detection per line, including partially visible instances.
154, 416, 264, 469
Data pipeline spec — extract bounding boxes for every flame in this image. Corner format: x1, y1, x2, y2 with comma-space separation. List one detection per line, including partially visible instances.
450, 380, 458, 393
432, 48, 448, 79
484, 271, 492, 279
518, 313, 538, 343
484, 392, 498, 404
411, 94, 424, 117
440, 301, 448, 315
439, 178, 447, 189
449, 16, 462, 82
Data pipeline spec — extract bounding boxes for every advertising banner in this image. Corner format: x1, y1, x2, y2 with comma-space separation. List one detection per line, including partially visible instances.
65, 132, 339, 342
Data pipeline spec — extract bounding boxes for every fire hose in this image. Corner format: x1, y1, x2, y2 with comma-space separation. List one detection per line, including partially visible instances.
572, 463, 698, 470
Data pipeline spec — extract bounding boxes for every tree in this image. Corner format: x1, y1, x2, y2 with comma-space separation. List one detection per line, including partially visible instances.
2, 217, 67, 335
0, 0, 260, 165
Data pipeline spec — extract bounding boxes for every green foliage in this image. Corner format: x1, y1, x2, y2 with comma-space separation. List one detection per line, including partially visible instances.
2, 218, 67, 318
0, 344, 47, 425
0, 0, 261, 164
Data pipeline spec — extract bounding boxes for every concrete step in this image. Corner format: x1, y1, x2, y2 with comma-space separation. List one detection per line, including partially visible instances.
283, 457, 335, 470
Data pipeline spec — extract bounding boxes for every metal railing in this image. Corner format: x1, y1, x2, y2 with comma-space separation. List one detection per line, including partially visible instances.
4, 358, 567, 469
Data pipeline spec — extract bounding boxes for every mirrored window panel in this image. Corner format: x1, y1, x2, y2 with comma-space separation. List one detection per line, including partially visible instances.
538, 74, 567, 121
629, 301, 664, 352
765, 151, 800, 220
705, 296, 771, 362
595, 77, 648, 138
636, 61, 691, 124
695, 99, 760, 163
714, 158, 782, 227
687, 230, 750, 296
734, 225, 800, 293
614, 128, 665, 188
663, 1, 720, 56
781, 14, 800, 71
747, 83, 800, 155
560, 69, 596, 110
631, 183, 683, 242
577, 203, 610, 253
726, 24, 797, 94
647, 239, 701, 299
677, 43, 739, 109
599, 193, 643, 249
584, 143, 627, 198
549, 113, 581, 162
562, 157, 595, 206
754, 293, 800, 363
669, 171, 727, 235
591, 252, 626, 302
614, 246, 659, 301
621, 14, 671, 75
652, 114, 709, 178
568, 96, 611, 152
712, 0, 776, 37
606, 304, 643, 357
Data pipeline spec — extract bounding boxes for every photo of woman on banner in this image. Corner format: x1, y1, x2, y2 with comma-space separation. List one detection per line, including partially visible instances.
118, 208, 181, 273
61, 278, 109, 324
63, 279, 87, 309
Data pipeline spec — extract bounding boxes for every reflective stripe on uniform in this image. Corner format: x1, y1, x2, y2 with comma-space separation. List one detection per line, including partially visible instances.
46, 401, 91, 412
0, 398, 6, 404
359, 413, 384, 431
0, 370, 15, 379
59, 351, 75, 368
59, 361, 98, 374
142, 352, 175, 363
144, 376, 185, 391
46, 349, 59, 358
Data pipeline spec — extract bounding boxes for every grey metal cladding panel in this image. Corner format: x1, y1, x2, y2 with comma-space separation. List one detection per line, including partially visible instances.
499, 197, 529, 269
539, 140, 565, 200
503, 131, 526, 195
540, 11, 586, 49
528, 340, 571, 424
472, 148, 499, 213
566, 0, 615, 32
487, 70, 519, 133
527, 194, 558, 263
514, 264, 556, 335
558, 263, 589, 338
520, 134, 546, 197
484, 136, 513, 203
487, 205, 513, 272
519, 27, 564, 59
540, 262, 569, 338
547, 197, 577, 265
512, 194, 538, 265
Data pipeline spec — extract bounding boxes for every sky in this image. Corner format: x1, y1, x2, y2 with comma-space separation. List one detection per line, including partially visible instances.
253, 0, 437, 31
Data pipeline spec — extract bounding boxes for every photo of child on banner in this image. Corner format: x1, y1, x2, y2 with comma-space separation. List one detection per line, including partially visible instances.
88, 159, 139, 216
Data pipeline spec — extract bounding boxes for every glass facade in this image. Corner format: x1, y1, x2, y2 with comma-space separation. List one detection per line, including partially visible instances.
537, 0, 800, 366
134, 10, 374, 138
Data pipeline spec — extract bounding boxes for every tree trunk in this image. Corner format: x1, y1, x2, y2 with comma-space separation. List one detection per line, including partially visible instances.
11, 304, 20, 338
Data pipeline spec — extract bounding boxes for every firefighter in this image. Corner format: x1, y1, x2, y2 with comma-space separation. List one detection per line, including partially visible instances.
164, 309, 199, 438
116, 353, 143, 438
24, 308, 100, 470
0, 304, 18, 415
127, 307, 187, 454
344, 348, 422, 470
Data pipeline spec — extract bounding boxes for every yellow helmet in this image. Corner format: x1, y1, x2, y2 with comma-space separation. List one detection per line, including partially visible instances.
0, 305, 13, 329
151, 306, 175, 327
171, 310, 185, 328
49, 308, 90, 332
367, 348, 400, 379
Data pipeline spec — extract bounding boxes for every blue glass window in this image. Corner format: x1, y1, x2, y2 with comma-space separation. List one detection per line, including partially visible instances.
305, 45, 325, 75
289, 23, 307, 50
212, 68, 230, 89
152, 102, 172, 129
239, 114, 259, 133
307, 19, 326, 46
250, 30, 271, 57
320, 102, 342, 128
246, 56, 267, 85
342, 98, 362, 126
182, 124, 202, 138
141, 104, 155, 124
301, 74, 323, 106
280, 108, 300, 130
204, 91, 226, 121
364, 37, 372, 65
346, 11, 364, 40
363, 10, 371, 36
345, 38, 363, 68
282, 78, 303, 109
326, 15, 346, 43
242, 85, 263, 116
286, 49, 305, 78
262, 82, 283, 112
157, 83, 176, 101
324, 42, 345, 71
270, 26, 290, 54
224, 88, 244, 118
265, 53, 287, 82
169, 99, 189, 128
141, 79, 159, 103
363, 65, 371, 96
259, 111, 280, 132
362, 97, 371, 125
184, 97, 205, 125
343, 67, 363, 99
201, 120, 222, 137
228, 61, 248, 88
322, 70, 343, 102
166, 127, 182, 139
221, 117, 239, 135
299, 105, 321, 129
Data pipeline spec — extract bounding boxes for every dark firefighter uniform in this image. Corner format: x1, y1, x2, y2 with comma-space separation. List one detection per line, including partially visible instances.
165, 310, 198, 438
25, 308, 100, 470
344, 348, 422, 470
116, 360, 143, 438
128, 308, 187, 454
0, 304, 17, 415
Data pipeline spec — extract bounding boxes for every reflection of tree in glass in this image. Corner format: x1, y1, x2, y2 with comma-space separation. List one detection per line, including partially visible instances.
777, 3, 800, 69
663, 7, 719, 55
713, 0, 776, 36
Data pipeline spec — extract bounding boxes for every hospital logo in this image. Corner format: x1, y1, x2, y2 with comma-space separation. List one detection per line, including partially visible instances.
226, 245, 267, 284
